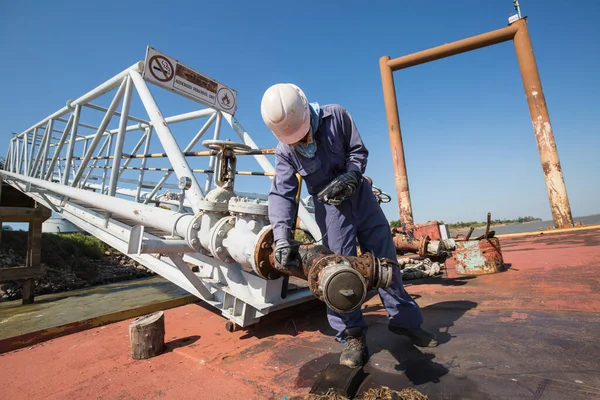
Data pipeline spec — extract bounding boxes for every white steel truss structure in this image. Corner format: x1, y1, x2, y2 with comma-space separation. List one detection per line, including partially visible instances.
1, 60, 323, 329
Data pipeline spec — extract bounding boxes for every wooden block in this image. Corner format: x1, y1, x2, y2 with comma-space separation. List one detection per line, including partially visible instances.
21, 278, 35, 305
0, 206, 52, 222
129, 311, 165, 360
0, 266, 45, 283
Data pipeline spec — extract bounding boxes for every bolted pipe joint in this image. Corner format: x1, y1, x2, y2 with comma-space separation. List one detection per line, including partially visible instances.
222, 197, 270, 267
307, 252, 394, 314
197, 186, 235, 255
255, 230, 394, 314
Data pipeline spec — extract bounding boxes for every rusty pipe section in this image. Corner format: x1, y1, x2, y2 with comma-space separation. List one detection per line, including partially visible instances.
294, 244, 394, 314
254, 230, 393, 314
386, 25, 518, 71
391, 232, 456, 257
512, 19, 574, 228
379, 24, 519, 227
380, 56, 413, 225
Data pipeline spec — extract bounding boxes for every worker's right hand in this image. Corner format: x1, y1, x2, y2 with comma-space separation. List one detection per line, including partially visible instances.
274, 239, 300, 271
317, 170, 362, 205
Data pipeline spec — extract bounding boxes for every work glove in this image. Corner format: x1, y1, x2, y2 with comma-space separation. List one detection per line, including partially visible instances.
274, 239, 300, 271
317, 170, 362, 205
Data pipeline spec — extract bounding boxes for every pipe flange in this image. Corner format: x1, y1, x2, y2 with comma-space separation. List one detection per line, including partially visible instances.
418, 235, 431, 257
253, 227, 281, 280
228, 197, 269, 216
209, 216, 236, 263
376, 258, 395, 290
185, 212, 204, 252
198, 199, 229, 213
307, 255, 345, 297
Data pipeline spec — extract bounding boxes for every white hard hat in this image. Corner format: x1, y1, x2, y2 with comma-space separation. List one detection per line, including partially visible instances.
261, 83, 310, 145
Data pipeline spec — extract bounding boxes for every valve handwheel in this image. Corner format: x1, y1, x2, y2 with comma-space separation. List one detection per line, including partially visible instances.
202, 139, 252, 154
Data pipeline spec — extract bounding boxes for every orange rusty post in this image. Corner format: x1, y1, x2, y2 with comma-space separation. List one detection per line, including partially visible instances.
379, 56, 413, 225
379, 16, 574, 230
512, 19, 574, 228
386, 25, 519, 71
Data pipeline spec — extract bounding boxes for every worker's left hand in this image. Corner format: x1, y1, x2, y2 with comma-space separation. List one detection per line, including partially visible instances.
317, 170, 362, 205
274, 239, 300, 271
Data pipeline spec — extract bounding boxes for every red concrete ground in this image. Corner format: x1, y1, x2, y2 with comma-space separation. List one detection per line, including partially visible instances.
1, 229, 599, 399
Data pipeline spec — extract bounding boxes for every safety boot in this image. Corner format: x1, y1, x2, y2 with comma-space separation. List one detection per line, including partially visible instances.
339, 327, 368, 368
388, 325, 439, 348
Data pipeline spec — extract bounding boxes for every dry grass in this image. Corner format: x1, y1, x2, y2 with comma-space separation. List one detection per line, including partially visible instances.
304, 386, 428, 400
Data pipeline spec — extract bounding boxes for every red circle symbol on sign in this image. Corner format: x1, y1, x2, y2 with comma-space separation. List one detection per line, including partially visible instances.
148, 55, 174, 82
217, 87, 235, 110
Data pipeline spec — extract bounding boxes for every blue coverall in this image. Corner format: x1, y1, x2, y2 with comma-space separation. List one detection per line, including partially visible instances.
268, 104, 423, 340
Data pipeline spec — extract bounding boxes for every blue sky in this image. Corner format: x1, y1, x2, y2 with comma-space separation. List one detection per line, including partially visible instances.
1, 0, 598, 224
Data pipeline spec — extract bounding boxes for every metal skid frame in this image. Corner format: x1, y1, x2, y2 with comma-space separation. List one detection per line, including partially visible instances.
2, 61, 321, 328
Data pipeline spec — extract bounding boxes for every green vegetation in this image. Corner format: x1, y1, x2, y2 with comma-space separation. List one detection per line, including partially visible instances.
443, 216, 541, 231
1, 231, 153, 301
1, 231, 108, 264
388, 216, 542, 231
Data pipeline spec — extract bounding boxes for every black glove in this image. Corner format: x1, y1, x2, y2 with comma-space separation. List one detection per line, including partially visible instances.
274, 239, 300, 271
317, 170, 362, 205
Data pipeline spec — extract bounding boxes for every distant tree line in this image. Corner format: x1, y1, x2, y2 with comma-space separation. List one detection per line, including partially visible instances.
389, 216, 541, 230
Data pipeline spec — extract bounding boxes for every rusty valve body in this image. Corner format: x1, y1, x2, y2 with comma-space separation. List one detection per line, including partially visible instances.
391, 231, 456, 257
254, 229, 393, 314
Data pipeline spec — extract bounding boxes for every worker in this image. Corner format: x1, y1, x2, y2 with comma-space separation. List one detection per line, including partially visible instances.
261, 83, 438, 368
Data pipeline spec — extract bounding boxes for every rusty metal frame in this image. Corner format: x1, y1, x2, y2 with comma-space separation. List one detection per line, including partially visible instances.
379, 17, 574, 229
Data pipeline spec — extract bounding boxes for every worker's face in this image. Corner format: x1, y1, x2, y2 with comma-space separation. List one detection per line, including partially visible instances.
291, 127, 311, 146
291, 133, 309, 146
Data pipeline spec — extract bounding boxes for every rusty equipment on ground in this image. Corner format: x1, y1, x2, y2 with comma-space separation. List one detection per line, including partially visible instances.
389, 225, 456, 280
391, 230, 455, 259
451, 212, 505, 275
452, 237, 505, 275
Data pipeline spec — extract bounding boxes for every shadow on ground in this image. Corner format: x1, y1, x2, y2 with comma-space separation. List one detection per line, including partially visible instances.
165, 335, 201, 351
404, 275, 476, 287
293, 300, 479, 394
238, 300, 338, 340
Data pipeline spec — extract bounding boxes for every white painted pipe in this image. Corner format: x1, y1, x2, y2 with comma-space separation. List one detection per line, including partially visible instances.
1, 170, 195, 238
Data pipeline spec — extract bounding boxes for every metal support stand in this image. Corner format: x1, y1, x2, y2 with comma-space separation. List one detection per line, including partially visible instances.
379, 14, 573, 228
0, 60, 323, 327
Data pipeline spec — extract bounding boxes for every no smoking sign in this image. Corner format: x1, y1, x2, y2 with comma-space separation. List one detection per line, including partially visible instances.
148, 55, 174, 83
142, 46, 238, 115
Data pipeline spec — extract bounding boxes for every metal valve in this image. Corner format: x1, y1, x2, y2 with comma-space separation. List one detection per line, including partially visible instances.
177, 176, 192, 212
202, 140, 252, 189
178, 176, 192, 190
